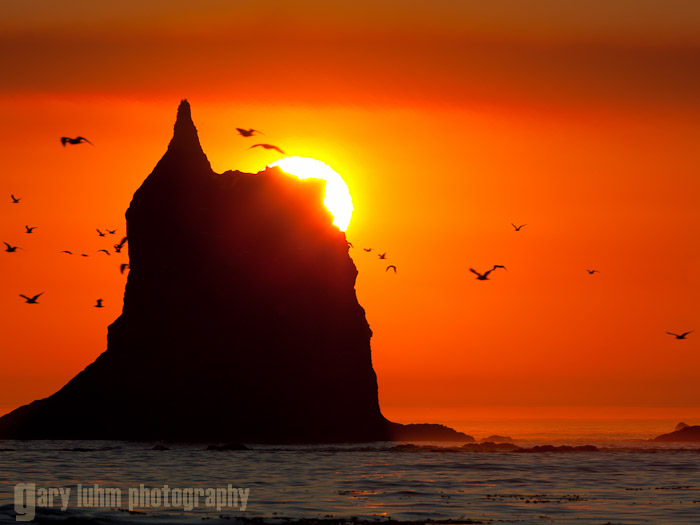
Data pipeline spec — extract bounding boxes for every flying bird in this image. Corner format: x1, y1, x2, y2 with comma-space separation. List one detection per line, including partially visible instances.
81, 253, 89, 257
667, 331, 693, 340
106, 229, 118, 235
386, 265, 397, 273
25, 226, 37, 234
94, 299, 104, 308
19, 292, 43, 304
470, 265, 507, 280
586, 269, 600, 275
61, 136, 93, 146
236, 128, 263, 137
11, 194, 21, 204
97, 249, 110, 255
363, 248, 372, 252
113, 236, 128, 253
60, 250, 73, 255
378, 252, 387, 259
3, 242, 20, 253
96, 229, 106, 237
120, 263, 130, 274
249, 143, 285, 155
511, 223, 527, 231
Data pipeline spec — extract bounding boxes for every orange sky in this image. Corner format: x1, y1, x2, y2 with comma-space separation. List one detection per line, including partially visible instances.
2, 1, 700, 435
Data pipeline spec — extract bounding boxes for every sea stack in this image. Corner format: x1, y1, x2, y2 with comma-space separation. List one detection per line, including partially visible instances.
0, 100, 470, 443
653, 424, 700, 442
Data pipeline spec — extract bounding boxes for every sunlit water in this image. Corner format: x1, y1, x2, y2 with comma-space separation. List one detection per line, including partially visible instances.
1, 437, 700, 524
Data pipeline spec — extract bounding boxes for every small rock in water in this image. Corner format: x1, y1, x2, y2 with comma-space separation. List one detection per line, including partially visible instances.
461, 442, 520, 452
480, 434, 514, 443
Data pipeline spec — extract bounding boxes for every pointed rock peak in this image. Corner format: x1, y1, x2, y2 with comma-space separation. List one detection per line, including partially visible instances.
162, 99, 211, 170
175, 99, 193, 131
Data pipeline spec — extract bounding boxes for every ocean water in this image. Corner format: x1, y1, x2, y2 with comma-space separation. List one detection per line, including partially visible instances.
1, 437, 699, 524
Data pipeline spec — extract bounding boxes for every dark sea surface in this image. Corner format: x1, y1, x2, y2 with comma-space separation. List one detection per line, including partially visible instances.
1, 437, 699, 524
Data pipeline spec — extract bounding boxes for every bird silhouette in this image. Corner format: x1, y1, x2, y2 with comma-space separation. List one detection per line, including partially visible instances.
97, 249, 110, 255
586, 269, 600, 275
81, 254, 89, 257
120, 263, 130, 274
25, 226, 37, 234
378, 252, 387, 259
20, 292, 43, 304
236, 128, 263, 137
96, 229, 106, 237
511, 223, 527, 231
11, 194, 21, 204
386, 265, 397, 273
667, 331, 693, 340
363, 248, 372, 252
106, 229, 117, 235
113, 236, 128, 253
94, 299, 104, 308
60, 250, 73, 255
470, 265, 507, 280
249, 143, 285, 154
3, 242, 20, 253
61, 136, 93, 146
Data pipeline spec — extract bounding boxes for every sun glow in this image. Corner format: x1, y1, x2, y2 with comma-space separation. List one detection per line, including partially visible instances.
270, 157, 353, 231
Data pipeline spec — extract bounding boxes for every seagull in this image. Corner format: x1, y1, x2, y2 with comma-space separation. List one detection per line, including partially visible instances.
236, 128, 263, 137
249, 143, 285, 155
378, 253, 387, 259
363, 248, 372, 252
60, 250, 73, 255
106, 229, 118, 235
3, 242, 20, 253
113, 236, 128, 253
586, 269, 600, 275
512, 223, 527, 231
386, 265, 397, 273
81, 253, 89, 257
96, 229, 106, 237
11, 194, 21, 204
470, 265, 507, 280
94, 299, 104, 308
25, 226, 37, 234
61, 136, 93, 146
667, 331, 693, 340
97, 249, 110, 255
20, 292, 43, 304
120, 263, 130, 274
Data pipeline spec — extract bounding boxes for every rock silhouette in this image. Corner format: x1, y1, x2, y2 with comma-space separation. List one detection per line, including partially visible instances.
480, 434, 514, 443
0, 100, 468, 443
653, 424, 700, 442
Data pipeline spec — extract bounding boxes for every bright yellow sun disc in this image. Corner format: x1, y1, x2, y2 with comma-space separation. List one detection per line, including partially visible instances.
270, 157, 353, 231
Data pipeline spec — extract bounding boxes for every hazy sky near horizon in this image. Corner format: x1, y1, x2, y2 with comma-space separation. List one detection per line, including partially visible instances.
1, 1, 700, 430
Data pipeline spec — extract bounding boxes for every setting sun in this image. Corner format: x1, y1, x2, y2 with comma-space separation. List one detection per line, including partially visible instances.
270, 157, 353, 231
